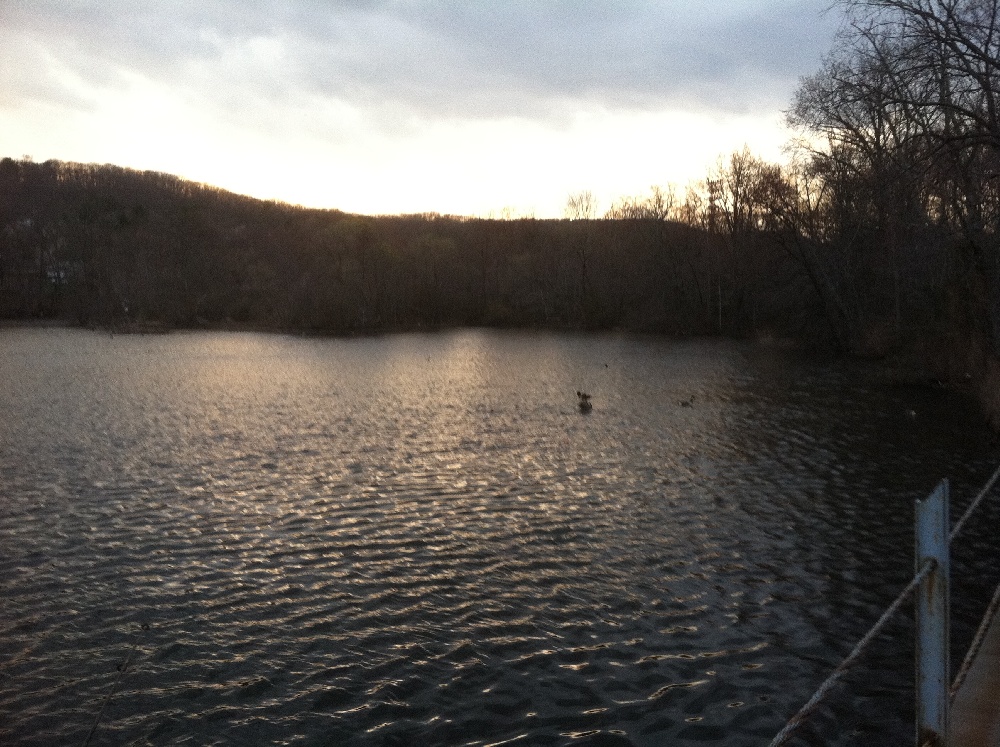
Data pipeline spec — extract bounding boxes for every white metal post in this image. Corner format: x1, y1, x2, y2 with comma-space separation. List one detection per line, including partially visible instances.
916, 479, 950, 747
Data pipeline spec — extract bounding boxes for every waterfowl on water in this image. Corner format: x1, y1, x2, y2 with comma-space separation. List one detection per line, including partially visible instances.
679, 396, 695, 408
577, 391, 593, 412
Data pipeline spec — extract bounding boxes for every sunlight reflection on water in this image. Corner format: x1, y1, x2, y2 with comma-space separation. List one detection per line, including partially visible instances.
0, 328, 997, 746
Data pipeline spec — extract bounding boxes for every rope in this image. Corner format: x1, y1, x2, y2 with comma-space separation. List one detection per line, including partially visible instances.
770, 462, 1000, 745
949, 462, 1000, 543
950, 578, 1000, 699
946, 463, 1000, 697
768, 559, 936, 747
81, 641, 139, 747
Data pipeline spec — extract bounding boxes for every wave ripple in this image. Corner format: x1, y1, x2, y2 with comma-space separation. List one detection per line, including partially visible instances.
0, 329, 996, 745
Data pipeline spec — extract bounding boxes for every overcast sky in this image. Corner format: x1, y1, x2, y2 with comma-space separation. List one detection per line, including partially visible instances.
1, 1, 842, 217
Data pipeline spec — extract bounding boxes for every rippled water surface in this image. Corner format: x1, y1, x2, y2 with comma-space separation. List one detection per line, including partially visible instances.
1, 328, 998, 746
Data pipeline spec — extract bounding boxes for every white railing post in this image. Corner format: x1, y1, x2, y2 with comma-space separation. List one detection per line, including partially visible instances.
916, 479, 950, 747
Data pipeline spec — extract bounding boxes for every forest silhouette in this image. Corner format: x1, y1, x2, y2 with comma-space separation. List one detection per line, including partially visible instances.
0, 156, 815, 339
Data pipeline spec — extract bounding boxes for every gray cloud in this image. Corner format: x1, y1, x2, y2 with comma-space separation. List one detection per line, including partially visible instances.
1, 0, 842, 127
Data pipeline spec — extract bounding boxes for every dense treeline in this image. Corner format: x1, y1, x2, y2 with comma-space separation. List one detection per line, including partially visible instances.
0, 157, 818, 339
785, 0, 1000, 418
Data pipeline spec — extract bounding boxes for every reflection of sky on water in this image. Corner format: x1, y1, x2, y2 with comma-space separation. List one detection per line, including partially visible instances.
0, 328, 995, 746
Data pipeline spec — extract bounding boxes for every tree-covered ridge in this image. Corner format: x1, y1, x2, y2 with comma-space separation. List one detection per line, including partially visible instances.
0, 157, 816, 339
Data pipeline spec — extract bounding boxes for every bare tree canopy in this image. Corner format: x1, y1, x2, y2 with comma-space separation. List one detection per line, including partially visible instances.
565, 190, 598, 220
793, 1, 1000, 151
784, 0, 1000, 411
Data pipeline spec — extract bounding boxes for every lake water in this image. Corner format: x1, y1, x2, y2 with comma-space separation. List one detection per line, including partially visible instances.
1, 328, 998, 746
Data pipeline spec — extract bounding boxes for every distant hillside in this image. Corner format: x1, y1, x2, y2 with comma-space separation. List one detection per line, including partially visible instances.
0, 157, 818, 337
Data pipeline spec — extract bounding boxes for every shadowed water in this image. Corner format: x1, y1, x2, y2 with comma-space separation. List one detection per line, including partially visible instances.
0, 328, 997, 746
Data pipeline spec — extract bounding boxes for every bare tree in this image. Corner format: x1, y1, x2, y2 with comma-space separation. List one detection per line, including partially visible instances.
788, 0, 1000, 366
565, 190, 598, 220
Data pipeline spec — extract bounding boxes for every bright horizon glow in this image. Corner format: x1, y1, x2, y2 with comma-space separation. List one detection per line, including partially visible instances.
3, 96, 793, 218
0, 1, 839, 218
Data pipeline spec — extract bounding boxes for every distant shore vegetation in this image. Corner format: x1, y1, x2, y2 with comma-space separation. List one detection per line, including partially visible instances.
0, 157, 823, 340
2, 1, 1000, 422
